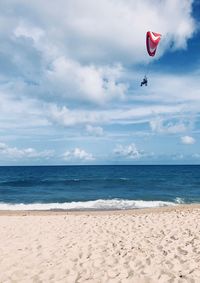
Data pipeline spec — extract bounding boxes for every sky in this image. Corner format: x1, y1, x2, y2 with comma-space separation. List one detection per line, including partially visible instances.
0, 0, 200, 165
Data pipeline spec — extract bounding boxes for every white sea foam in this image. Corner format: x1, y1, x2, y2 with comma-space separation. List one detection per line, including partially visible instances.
0, 199, 177, 211
175, 197, 185, 204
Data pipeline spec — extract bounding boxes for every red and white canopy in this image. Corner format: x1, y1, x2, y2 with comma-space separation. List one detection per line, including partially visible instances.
146, 31, 161, 57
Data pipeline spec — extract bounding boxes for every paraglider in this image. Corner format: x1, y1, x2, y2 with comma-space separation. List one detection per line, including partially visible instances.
146, 31, 161, 57
140, 75, 148, 87
140, 31, 161, 86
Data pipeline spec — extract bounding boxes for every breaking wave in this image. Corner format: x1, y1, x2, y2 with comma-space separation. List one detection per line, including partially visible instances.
0, 198, 179, 211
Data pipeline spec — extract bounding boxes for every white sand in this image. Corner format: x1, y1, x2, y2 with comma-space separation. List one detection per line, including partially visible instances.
1, 205, 200, 283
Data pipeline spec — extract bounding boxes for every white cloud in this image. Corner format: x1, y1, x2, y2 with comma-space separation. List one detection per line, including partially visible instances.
114, 143, 143, 159
0, 90, 50, 130
48, 105, 107, 126
86, 125, 104, 136
63, 147, 94, 161
181, 135, 196, 144
150, 117, 188, 134
3, 0, 195, 106
0, 0, 198, 165
46, 57, 126, 104
14, 22, 44, 43
15, 0, 194, 64
0, 0, 198, 111
143, 72, 200, 104
48, 102, 189, 127
0, 143, 54, 159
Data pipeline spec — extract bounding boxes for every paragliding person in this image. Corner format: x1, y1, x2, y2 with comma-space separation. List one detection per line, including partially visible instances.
141, 31, 161, 86
140, 75, 148, 87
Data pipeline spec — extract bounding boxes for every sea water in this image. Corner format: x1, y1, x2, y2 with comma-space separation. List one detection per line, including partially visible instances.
0, 165, 200, 210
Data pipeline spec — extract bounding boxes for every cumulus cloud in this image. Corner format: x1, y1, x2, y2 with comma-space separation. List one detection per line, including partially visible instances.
45, 57, 126, 104
1, 0, 196, 104
0, 0, 198, 164
9, 0, 195, 64
181, 135, 196, 144
0, 142, 54, 159
114, 143, 144, 159
63, 148, 94, 161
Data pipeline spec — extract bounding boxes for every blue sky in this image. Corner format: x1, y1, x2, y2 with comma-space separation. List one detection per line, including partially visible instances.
0, 0, 200, 165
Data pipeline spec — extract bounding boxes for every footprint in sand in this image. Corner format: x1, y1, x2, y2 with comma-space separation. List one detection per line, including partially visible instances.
177, 247, 188, 256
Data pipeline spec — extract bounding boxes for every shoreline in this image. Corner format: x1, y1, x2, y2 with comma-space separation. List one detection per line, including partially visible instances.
1, 203, 200, 216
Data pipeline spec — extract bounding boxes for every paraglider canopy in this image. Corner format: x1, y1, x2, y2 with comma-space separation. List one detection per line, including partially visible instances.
146, 31, 161, 57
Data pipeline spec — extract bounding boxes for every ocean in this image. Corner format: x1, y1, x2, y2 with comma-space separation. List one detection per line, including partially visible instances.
0, 165, 199, 210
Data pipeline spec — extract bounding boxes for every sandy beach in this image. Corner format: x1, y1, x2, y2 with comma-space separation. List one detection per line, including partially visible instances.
1, 205, 200, 283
